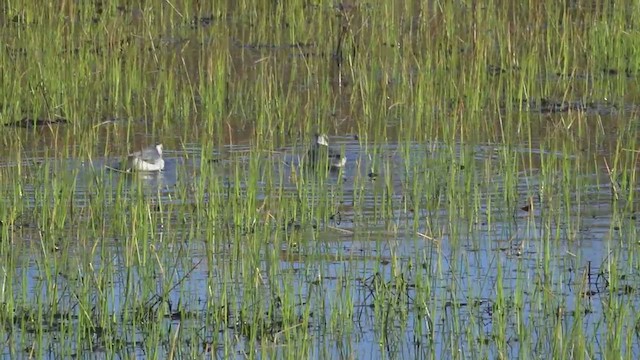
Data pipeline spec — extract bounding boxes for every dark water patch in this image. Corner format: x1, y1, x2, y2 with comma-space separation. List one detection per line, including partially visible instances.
94, 115, 159, 127
503, 97, 620, 115
62, 35, 133, 57
603, 68, 636, 77
231, 38, 318, 52
529, 98, 588, 114
5, 116, 69, 128
552, 68, 639, 79
487, 64, 520, 76
9, 12, 30, 26
4, 44, 27, 59
190, 14, 216, 29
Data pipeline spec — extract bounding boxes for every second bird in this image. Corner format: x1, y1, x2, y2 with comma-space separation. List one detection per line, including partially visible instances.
307, 133, 346, 171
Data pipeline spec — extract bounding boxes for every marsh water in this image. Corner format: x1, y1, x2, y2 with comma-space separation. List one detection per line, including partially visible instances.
2, 2, 640, 359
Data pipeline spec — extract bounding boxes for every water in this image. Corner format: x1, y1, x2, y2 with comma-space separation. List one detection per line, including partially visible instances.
2, 135, 636, 359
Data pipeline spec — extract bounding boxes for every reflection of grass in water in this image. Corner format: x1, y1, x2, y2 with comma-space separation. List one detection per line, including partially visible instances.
0, 0, 639, 358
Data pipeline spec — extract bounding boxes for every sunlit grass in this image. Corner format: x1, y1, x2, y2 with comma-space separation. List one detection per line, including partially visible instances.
0, 0, 639, 358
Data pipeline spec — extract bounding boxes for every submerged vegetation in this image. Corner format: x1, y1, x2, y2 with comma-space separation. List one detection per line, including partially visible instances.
1, 0, 640, 358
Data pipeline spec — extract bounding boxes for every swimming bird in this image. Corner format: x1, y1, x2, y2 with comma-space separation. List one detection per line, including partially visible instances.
307, 133, 346, 170
122, 144, 165, 172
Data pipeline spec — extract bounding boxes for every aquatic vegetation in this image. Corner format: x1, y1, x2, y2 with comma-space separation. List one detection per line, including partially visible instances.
0, 0, 639, 359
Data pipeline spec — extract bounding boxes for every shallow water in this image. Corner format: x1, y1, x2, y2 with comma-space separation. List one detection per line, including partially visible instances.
2, 133, 637, 359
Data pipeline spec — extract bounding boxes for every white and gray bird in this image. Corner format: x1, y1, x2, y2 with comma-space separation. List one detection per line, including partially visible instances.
121, 144, 165, 172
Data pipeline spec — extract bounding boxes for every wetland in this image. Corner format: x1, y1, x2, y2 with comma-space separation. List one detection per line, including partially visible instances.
1, 1, 640, 359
